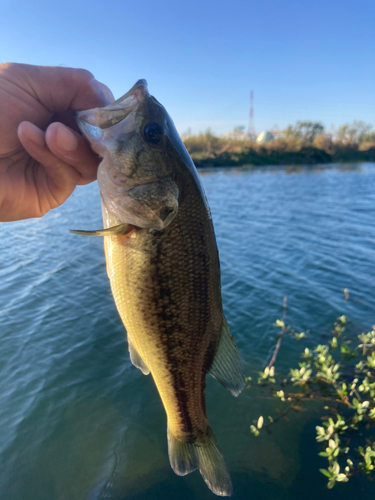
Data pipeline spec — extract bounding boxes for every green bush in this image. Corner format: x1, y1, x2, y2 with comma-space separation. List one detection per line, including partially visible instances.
248, 294, 375, 489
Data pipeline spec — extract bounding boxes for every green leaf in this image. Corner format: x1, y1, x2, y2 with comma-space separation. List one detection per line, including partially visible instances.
319, 469, 332, 478
336, 474, 348, 482
327, 480, 336, 489
250, 425, 260, 437
332, 462, 340, 475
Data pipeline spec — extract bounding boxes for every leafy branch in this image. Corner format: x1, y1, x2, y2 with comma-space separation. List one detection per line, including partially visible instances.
248, 292, 375, 489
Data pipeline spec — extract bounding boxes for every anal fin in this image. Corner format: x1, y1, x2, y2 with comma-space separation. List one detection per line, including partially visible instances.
128, 338, 150, 375
208, 316, 245, 397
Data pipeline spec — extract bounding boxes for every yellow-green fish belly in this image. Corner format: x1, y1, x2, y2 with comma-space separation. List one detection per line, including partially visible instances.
103, 203, 222, 441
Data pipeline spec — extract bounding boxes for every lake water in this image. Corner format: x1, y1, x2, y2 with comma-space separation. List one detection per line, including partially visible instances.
1, 163, 375, 500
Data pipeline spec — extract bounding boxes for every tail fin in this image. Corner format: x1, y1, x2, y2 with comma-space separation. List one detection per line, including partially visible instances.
167, 426, 233, 497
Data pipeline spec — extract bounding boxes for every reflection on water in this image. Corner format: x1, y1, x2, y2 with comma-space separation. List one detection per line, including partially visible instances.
1, 163, 375, 500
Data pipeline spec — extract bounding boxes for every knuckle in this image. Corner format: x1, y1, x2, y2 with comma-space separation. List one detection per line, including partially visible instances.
0, 62, 20, 76
72, 68, 95, 85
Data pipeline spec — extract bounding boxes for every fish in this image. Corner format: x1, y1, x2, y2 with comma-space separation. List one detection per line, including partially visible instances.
72, 80, 245, 496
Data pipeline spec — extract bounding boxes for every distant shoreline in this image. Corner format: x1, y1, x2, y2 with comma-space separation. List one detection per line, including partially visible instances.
188, 146, 375, 169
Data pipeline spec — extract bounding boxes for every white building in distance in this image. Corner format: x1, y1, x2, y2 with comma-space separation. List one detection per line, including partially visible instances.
256, 131, 275, 143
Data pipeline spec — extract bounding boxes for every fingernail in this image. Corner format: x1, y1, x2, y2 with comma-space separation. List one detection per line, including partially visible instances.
96, 80, 115, 103
19, 122, 46, 146
55, 124, 79, 151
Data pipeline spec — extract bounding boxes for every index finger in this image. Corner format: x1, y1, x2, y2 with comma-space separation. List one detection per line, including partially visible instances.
0, 63, 113, 113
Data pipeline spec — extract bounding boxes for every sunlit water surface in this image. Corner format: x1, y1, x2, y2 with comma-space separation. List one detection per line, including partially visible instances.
1, 163, 375, 500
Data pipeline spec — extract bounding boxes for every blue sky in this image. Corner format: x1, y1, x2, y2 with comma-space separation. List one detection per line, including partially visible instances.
1, 0, 374, 135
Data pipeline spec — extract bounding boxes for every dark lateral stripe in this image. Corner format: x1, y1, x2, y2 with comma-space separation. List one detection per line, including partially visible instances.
150, 235, 195, 435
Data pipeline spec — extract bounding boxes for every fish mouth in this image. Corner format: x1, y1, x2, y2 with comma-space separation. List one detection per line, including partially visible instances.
76, 80, 149, 131
75, 79, 149, 158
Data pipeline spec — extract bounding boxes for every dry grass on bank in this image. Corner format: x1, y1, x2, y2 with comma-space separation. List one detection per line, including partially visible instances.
180, 130, 375, 167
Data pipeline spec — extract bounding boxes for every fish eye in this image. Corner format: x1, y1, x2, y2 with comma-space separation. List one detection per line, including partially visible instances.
143, 122, 164, 145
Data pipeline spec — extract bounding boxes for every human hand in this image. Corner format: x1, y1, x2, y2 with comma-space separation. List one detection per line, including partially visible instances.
0, 63, 114, 222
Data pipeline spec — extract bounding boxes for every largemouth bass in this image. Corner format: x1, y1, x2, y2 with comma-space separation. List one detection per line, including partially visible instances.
73, 80, 245, 496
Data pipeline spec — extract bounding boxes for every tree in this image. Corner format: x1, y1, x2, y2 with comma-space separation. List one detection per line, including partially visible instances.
233, 125, 245, 134
295, 121, 324, 143
336, 121, 373, 145
284, 121, 325, 144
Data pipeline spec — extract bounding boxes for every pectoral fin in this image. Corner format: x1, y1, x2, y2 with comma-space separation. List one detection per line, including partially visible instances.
128, 338, 150, 375
69, 224, 132, 237
208, 316, 245, 397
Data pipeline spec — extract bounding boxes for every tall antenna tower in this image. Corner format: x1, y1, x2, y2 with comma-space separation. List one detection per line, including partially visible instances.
248, 90, 255, 138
